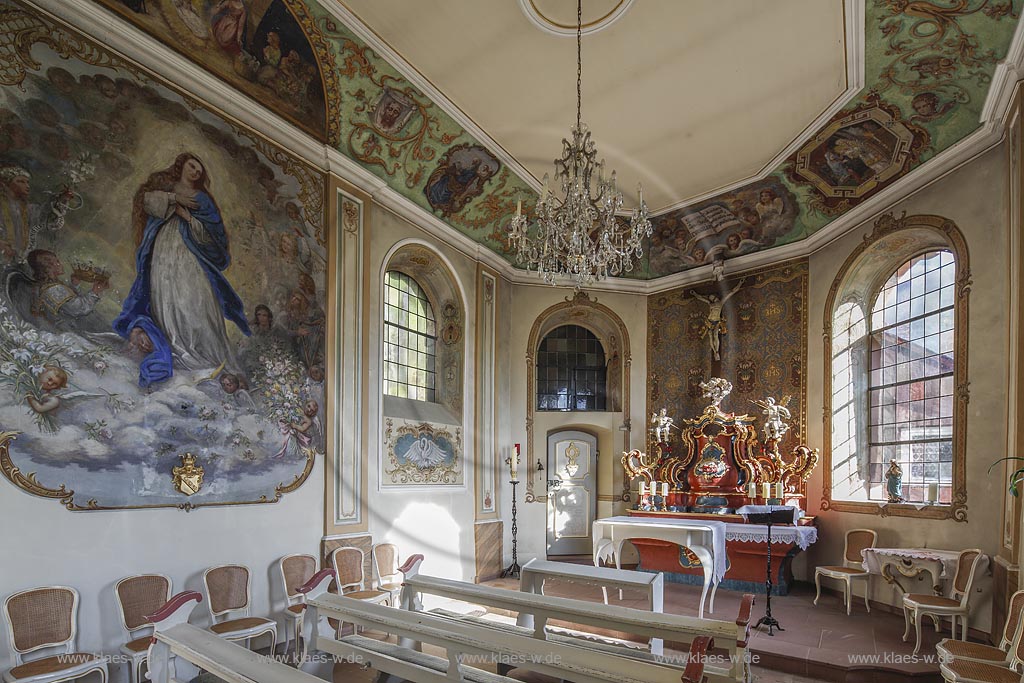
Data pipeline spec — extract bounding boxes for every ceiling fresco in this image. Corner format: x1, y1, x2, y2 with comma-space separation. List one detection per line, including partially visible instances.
90, 0, 1021, 279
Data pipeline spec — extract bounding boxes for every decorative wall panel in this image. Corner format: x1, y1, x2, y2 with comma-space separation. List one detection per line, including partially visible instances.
647, 261, 808, 453
0, 0, 327, 510
382, 418, 463, 488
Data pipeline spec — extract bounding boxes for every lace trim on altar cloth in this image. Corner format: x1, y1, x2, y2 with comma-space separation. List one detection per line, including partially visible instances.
864, 548, 946, 562
724, 526, 818, 550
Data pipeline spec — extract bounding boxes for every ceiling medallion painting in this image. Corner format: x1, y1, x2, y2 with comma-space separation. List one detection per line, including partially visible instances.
792, 96, 928, 215
0, 1, 326, 511
92, 0, 339, 144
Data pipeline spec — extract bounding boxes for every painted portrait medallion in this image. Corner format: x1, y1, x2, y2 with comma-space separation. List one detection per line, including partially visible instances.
424, 144, 500, 218
0, 1, 327, 510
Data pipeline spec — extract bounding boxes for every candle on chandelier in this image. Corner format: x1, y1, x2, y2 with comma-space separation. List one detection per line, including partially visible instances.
516, 198, 522, 217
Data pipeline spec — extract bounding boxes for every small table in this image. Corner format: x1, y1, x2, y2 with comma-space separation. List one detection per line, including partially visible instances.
861, 548, 990, 596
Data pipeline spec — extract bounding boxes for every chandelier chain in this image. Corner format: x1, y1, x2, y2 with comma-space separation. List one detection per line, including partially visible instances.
576, 0, 582, 133
507, 0, 652, 288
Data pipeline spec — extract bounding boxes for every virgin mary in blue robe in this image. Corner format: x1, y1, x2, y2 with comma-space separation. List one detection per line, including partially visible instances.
114, 154, 250, 387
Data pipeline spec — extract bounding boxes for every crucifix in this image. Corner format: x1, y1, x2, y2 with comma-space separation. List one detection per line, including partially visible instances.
690, 277, 745, 362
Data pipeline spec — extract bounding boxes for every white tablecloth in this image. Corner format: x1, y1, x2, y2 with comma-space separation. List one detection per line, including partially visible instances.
596, 515, 728, 584
724, 523, 818, 550
734, 505, 805, 523
861, 547, 989, 581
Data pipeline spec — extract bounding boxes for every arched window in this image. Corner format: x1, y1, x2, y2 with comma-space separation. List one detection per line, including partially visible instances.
823, 213, 968, 521
383, 270, 436, 402
536, 325, 607, 411
866, 250, 955, 503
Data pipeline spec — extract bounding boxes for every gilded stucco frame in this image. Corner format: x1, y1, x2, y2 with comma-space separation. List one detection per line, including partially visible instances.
524, 291, 631, 504
820, 212, 971, 521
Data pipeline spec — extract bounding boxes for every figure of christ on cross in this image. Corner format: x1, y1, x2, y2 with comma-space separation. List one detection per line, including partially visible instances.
690, 277, 745, 361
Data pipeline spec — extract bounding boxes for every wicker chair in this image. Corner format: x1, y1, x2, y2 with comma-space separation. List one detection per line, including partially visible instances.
903, 549, 985, 655
939, 600, 1024, 682
202, 565, 277, 654
278, 554, 316, 660
371, 543, 403, 604
330, 547, 390, 637
2, 586, 108, 683
813, 528, 877, 615
937, 590, 1024, 667
114, 574, 171, 683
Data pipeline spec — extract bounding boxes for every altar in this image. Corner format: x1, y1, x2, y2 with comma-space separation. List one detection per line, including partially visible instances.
620, 378, 821, 595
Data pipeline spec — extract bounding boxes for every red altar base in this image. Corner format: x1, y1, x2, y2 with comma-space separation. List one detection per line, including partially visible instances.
627, 510, 815, 595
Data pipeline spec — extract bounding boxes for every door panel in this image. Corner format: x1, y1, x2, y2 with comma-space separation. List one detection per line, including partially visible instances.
546, 430, 597, 556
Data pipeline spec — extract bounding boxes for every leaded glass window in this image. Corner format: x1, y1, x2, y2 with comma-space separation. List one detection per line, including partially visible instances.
866, 250, 955, 503
536, 325, 607, 411
383, 271, 436, 402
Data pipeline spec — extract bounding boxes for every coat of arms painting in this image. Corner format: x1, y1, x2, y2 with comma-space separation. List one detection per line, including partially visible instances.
0, 0, 329, 510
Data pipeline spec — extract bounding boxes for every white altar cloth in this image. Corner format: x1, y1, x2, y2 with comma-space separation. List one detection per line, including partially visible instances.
593, 515, 725, 617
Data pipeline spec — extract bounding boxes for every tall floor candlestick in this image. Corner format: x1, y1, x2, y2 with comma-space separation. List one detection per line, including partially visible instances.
501, 478, 521, 578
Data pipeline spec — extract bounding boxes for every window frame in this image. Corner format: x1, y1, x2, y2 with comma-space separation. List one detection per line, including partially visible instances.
822, 213, 970, 522
535, 324, 609, 412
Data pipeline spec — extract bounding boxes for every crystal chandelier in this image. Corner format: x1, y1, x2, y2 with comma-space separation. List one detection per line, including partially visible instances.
508, 0, 652, 288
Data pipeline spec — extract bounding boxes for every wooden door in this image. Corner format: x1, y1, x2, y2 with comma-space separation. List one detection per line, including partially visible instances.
546, 430, 597, 556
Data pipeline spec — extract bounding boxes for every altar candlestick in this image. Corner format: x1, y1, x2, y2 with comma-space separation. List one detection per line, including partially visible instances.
639, 481, 647, 498
747, 481, 758, 498
510, 443, 520, 480
762, 482, 771, 499
773, 483, 784, 499
662, 482, 669, 498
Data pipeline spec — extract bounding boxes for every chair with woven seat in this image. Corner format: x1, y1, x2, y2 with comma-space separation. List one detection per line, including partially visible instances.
3, 586, 108, 683
202, 565, 277, 654
939, 603, 1024, 683
938, 590, 1024, 667
278, 554, 316, 660
330, 547, 390, 637
903, 548, 985, 655
371, 543, 403, 605
813, 528, 877, 615
114, 574, 171, 683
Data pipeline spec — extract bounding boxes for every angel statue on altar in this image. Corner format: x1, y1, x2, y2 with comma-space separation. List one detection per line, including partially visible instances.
650, 407, 675, 443
751, 395, 792, 440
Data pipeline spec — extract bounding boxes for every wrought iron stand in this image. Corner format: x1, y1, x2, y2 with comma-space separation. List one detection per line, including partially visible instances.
501, 479, 521, 578
752, 506, 786, 636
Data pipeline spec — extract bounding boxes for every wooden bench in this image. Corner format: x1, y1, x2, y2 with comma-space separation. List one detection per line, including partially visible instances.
517, 557, 665, 653
301, 585, 713, 683
146, 591, 319, 683
396, 555, 753, 683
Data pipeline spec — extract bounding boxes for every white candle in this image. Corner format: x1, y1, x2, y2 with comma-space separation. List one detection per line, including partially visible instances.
762, 482, 771, 500
639, 481, 647, 498
773, 483, 784, 499
928, 482, 938, 502
662, 482, 669, 497
510, 443, 520, 480
651, 480, 658, 496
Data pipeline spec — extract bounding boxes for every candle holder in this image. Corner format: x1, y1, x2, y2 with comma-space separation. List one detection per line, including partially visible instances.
501, 478, 521, 578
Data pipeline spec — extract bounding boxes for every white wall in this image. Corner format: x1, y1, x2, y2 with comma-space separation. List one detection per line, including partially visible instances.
805, 142, 1009, 630
363, 205, 479, 583
505, 285, 648, 562
0, 470, 323, 676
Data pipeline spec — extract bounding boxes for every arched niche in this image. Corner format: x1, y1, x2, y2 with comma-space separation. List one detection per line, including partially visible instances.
525, 291, 631, 503
382, 243, 465, 423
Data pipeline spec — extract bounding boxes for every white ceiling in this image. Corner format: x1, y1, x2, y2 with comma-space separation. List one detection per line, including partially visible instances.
340, 0, 849, 212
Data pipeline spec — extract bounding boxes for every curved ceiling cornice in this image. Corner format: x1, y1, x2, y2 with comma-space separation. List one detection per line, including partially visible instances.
517, 0, 635, 37
70, 0, 1024, 286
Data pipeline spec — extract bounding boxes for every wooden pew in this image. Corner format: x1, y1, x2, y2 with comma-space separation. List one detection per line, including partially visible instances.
516, 557, 665, 654
146, 591, 320, 683
301, 587, 714, 683
397, 554, 753, 683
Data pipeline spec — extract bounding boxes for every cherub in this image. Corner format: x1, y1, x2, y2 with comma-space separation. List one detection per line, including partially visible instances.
24, 365, 120, 424
289, 399, 322, 446
649, 407, 675, 443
